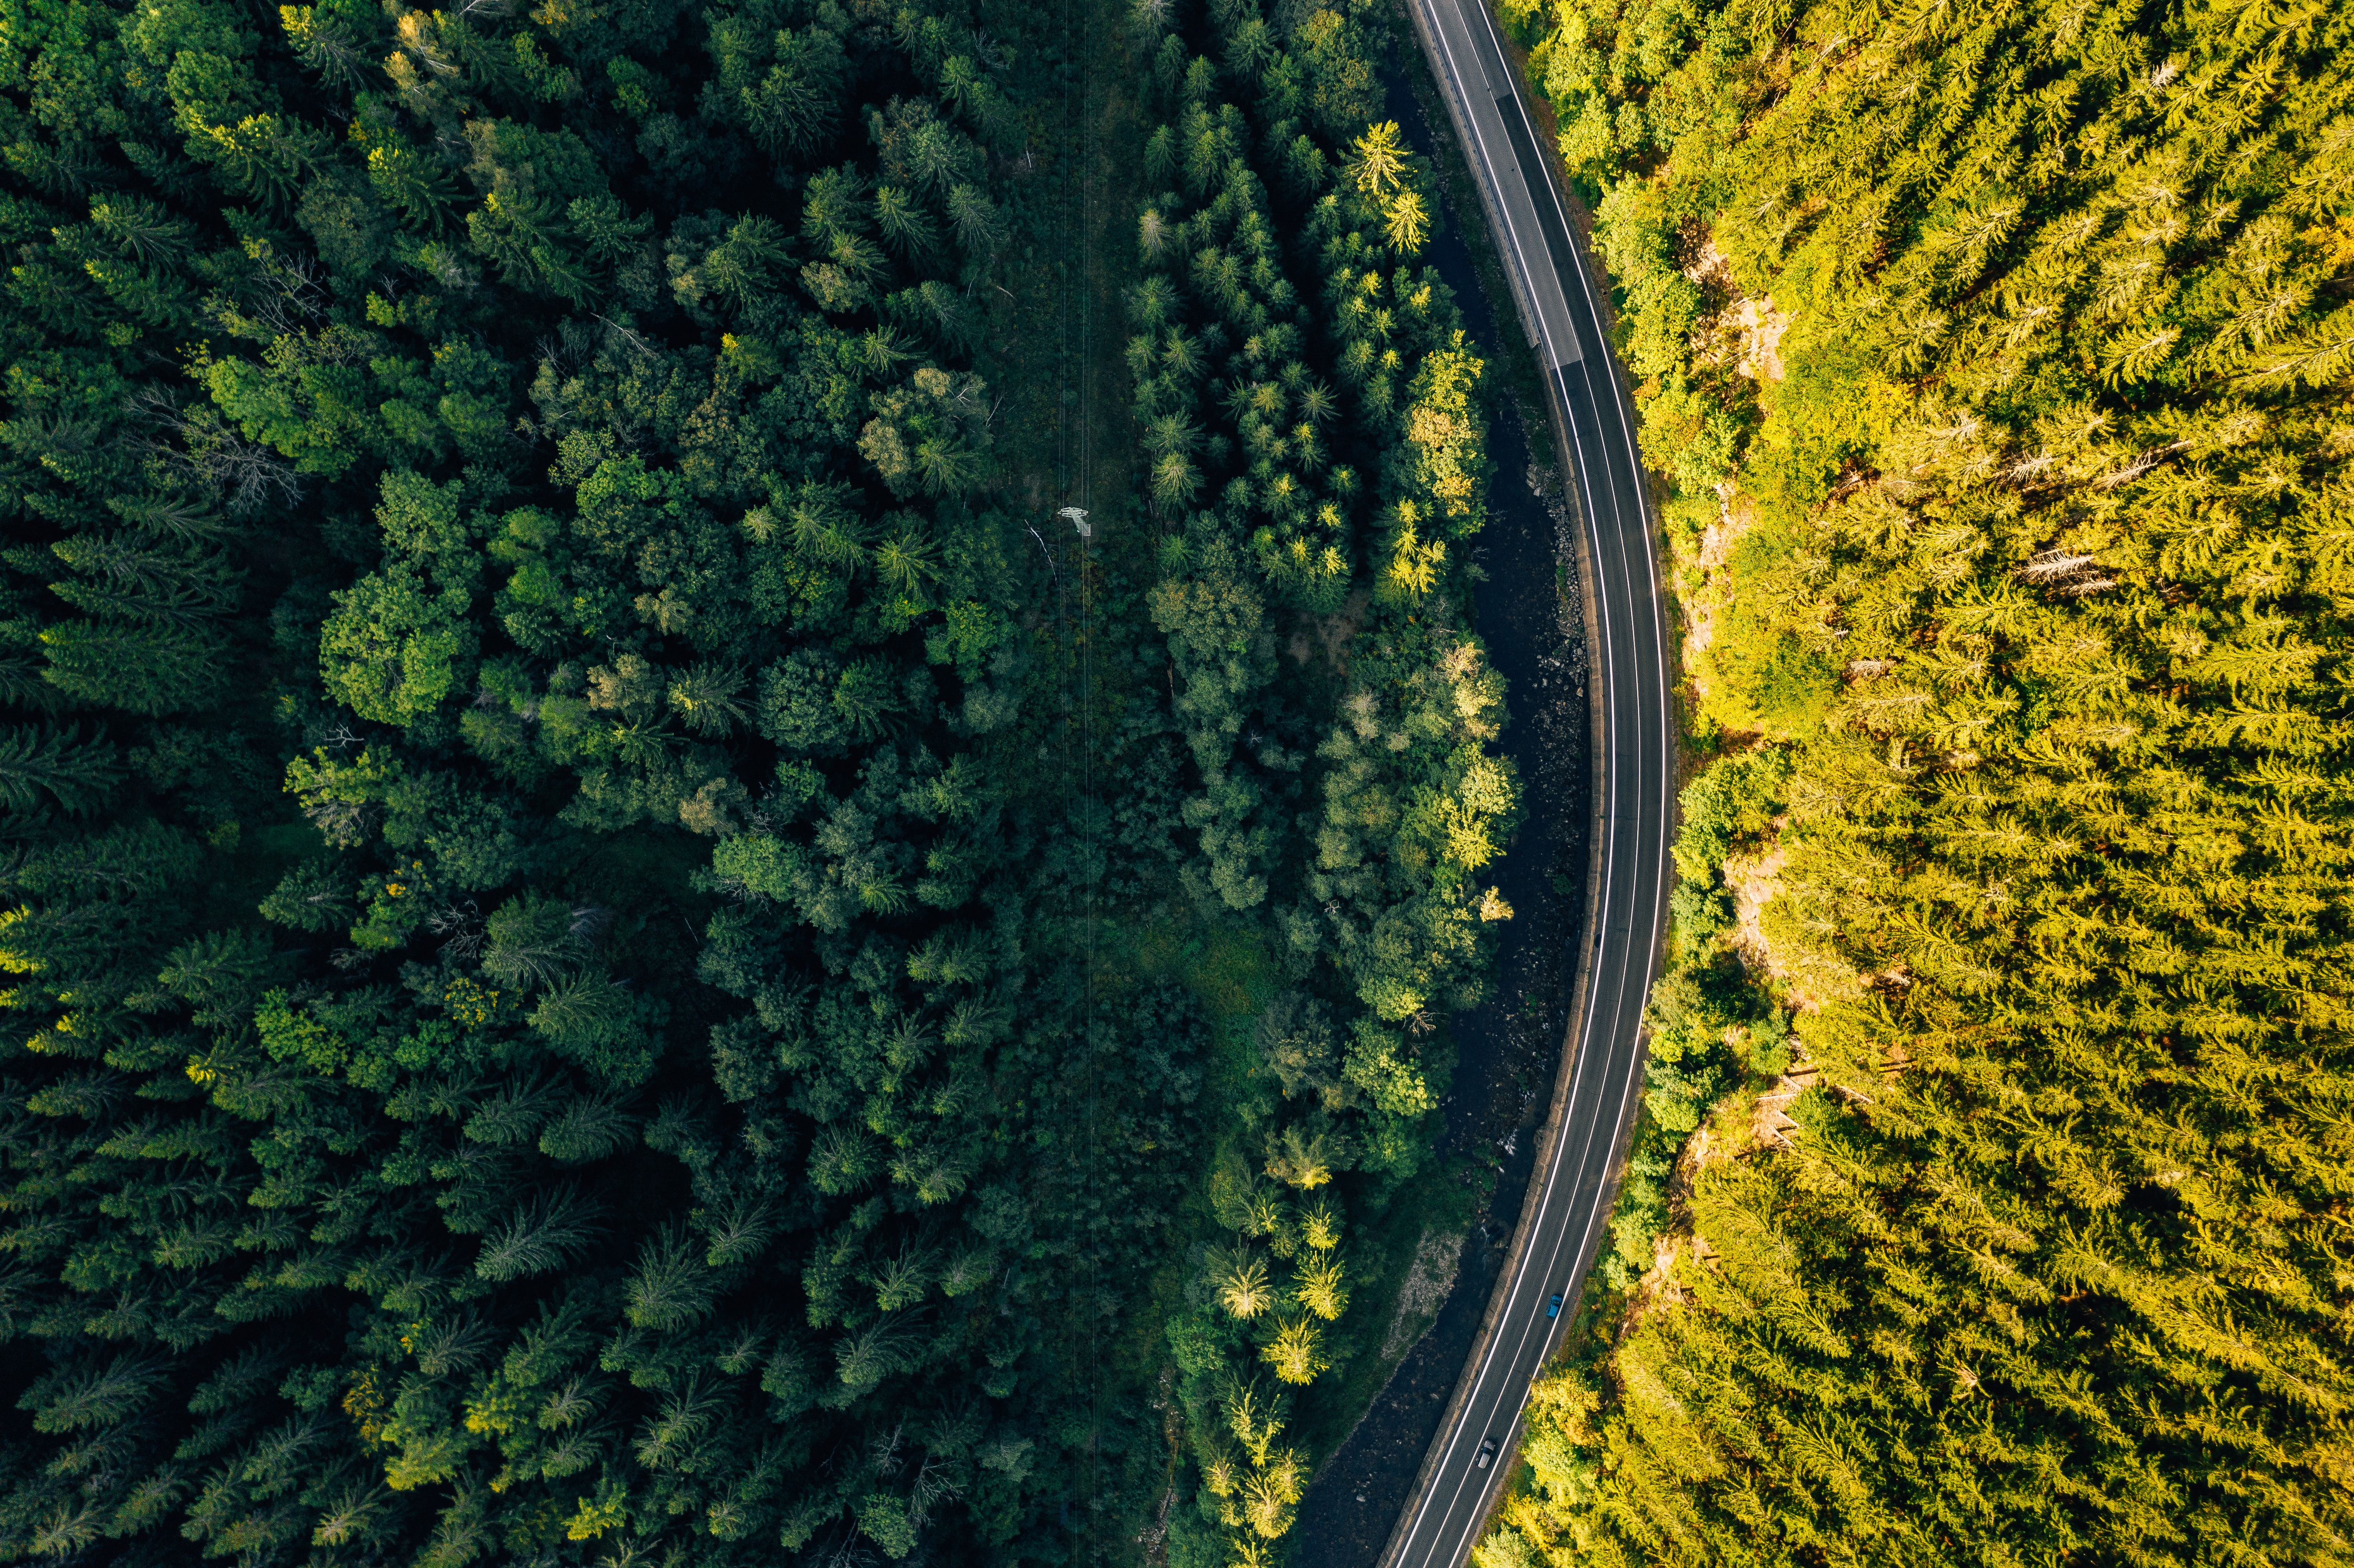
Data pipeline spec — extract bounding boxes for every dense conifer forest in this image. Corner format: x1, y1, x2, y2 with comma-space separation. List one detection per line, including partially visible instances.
1478, 0, 2354, 1563
0, 0, 1518, 1560
13, 0, 2345, 1556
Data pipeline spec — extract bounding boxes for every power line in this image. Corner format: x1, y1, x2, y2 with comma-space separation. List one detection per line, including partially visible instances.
1052, 0, 1106, 1551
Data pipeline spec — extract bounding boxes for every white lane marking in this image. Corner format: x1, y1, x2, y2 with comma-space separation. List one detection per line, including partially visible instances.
1389, 28, 1632, 1546
1418, 364, 1652, 1560
1420, 0, 1576, 375
1389, 2, 1678, 1563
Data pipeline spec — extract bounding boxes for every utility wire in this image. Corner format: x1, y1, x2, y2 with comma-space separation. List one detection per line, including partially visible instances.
1050, 0, 1106, 1549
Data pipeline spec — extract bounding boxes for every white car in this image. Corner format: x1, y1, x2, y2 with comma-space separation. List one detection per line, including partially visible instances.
1474, 1437, 1498, 1470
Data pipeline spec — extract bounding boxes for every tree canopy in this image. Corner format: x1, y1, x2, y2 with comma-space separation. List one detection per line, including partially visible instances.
1480, 0, 2354, 1562
0, 0, 1521, 1560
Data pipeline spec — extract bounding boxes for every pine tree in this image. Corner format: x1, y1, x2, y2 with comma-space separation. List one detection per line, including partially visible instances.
1485, 0, 2354, 1557
0, 725, 121, 816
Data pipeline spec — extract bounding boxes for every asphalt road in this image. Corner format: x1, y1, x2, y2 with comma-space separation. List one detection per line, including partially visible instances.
1379, 1, 1675, 1564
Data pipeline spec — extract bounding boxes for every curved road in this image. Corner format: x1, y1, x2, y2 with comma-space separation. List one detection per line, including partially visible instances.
1379, 2, 1674, 1565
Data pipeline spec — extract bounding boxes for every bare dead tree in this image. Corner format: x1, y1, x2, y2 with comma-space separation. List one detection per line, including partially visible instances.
907, 1452, 966, 1527
594, 314, 663, 365
139, 406, 301, 517
428, 899, 485, 960
816, 1529, 879, 1568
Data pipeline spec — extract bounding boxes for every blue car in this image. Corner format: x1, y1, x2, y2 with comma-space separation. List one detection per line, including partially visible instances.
1546, 1293, 1563, 1319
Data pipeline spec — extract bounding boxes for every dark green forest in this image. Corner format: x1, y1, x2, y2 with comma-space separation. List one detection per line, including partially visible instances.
0, 0, 1518, 1561
1478, 0, 2354, 1563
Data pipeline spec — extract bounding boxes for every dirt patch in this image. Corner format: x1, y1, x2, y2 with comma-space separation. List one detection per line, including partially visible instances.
1680, 492, 1756, 699
1730, 296, 1792, 383
1306, 586, 1371, 672
1723, 838, 1785, 983
1380, 1228, 1468, 1363
1684, 236, 1790, 384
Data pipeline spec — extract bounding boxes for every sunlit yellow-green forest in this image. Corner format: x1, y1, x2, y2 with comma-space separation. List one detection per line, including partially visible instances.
1479, 0, 2354, 1562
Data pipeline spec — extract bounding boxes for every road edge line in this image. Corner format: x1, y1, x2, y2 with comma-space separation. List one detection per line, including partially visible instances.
1371, 3, 1617, 1564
